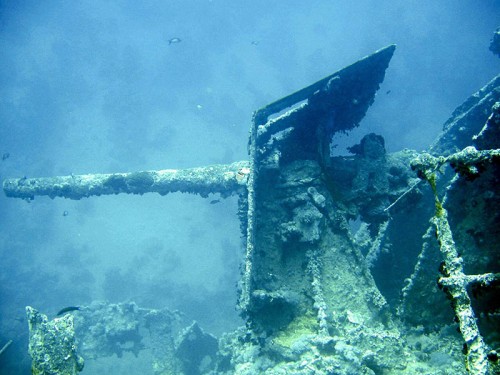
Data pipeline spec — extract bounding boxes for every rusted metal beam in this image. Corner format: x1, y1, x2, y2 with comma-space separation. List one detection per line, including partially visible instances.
3, 161, 250, 200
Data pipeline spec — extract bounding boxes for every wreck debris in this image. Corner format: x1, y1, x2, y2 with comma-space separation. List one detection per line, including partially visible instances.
143, 308, 183, 374
430, 75, 500, 156
71, 301, 196, 374
411, 145, 500, 375
232, 45, 429, 373
26, 302, 222, 375
238, 112, 259, 313
364, 220, 390, 269
74, 302, 145, 359
411, 146, 500, 183
175, 321, 218, 375
399, 88, 500, 327
2, 161, 250, 200
328, 136, 421, 226
75, 301, 187, 374
432, 209, 490, 375
306, 249, 329, 336
72, 302, 224, 375
474, 101, 500, 151
241, 45, 396, 320
26, 306, 84, 375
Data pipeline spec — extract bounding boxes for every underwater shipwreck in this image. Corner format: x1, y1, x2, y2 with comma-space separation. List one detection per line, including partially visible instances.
2, 34, 500, 375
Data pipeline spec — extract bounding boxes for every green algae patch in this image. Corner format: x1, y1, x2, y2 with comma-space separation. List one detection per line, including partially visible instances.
273, 313, 318, 348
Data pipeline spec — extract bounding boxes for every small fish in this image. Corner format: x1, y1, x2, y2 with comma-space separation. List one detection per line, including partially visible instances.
2, 152, 9, 161
168, 37, 181, 45
56, 306, 81, 316
62, 211, 69, 217
386, 90, 391, 95
251, 40, 259, 46
210, 199, 220, 205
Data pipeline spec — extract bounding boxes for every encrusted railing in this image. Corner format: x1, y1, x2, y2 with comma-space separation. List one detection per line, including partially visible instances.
411, 146, 500, 375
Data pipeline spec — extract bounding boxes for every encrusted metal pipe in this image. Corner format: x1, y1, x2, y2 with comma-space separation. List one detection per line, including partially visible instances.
3, 161, 250, 200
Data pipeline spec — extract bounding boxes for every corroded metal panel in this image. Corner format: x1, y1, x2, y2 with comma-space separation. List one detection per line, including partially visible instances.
240, 46, 397, 323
